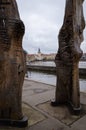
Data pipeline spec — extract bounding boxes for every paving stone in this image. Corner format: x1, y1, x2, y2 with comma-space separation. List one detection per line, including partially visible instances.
28, 118, 70, 130
37, 101, 86, 126
22, 103, 46, 126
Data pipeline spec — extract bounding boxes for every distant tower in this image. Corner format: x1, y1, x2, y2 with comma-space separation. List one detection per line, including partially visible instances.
38, 48, 41, 54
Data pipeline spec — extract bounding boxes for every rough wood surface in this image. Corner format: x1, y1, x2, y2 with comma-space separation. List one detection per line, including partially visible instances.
55, 0, 85, 109
0, 0, 25, 120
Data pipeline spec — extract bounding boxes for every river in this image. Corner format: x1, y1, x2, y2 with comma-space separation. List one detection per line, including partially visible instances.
26, 61, 86, 93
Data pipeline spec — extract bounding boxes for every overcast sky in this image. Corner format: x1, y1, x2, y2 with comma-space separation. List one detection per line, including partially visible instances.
17, 0, 86, 54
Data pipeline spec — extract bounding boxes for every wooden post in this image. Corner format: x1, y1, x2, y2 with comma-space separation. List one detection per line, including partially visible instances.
51, 0, 85, 114
0, 0, 28, 127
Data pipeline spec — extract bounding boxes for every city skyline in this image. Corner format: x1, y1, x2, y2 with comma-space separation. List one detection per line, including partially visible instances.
17, 0, 86, 54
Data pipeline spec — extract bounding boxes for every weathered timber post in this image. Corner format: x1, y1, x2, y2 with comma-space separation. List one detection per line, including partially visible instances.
51, 0, 85, 113
0, 0, 28, 127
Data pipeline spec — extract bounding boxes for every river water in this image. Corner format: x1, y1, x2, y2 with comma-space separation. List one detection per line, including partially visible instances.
26, 61, 86, 93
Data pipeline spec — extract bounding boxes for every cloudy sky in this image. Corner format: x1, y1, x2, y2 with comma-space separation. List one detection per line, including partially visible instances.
17, 0, 86, 54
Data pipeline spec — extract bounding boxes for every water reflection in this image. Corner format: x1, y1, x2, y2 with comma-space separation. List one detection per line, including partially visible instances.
28, 71, 56, 86
27, 71, 86, 93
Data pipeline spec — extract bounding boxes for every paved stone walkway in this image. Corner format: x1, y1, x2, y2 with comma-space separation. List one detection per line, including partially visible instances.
0, 79, 86, 130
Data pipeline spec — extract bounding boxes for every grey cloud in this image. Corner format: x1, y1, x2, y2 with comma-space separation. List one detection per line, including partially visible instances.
17, 0, 86, 54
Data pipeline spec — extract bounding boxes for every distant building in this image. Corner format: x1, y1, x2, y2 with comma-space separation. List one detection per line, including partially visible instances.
81, 53, 86, 61
38, 48, 41, 54
26, 51, 86, 63
26, 49, 56, 62
35, 48, 44, 61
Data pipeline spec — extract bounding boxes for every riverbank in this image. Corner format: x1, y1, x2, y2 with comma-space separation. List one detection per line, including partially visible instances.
27, 64, 86, 76
27, 65, 56, 74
